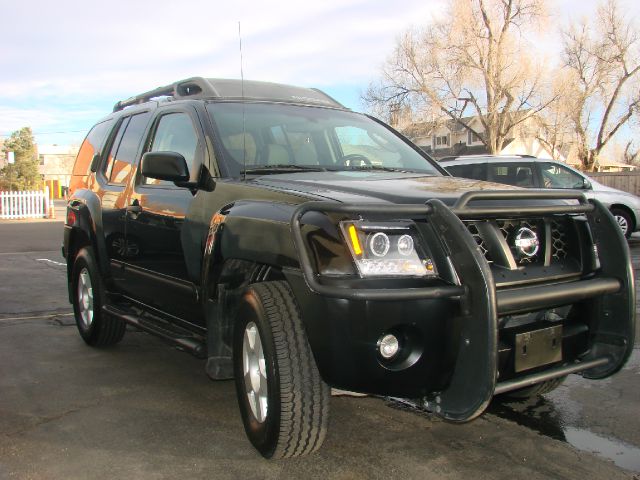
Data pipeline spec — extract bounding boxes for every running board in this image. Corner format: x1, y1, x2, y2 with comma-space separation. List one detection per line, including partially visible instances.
493, 357, 610, 395
103, 305, 206, 358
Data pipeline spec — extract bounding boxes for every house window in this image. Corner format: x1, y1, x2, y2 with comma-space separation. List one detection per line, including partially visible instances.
467, 130, 481, 145
435, 135, 449, 148
39, 155, 45, 165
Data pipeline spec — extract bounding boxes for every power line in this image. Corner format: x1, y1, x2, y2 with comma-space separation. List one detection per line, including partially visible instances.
0, 129, 86, 138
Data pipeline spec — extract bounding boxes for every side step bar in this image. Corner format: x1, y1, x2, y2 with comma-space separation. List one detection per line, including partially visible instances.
496, 277, 621, 316
494, 357, 610, 395
103, 305, 206, 358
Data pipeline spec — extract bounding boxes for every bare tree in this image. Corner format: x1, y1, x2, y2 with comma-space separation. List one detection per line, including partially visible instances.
535, 72, 578, 161
622, 140, 639, 164
561, 0, 640, 170
364, 0, 548, 154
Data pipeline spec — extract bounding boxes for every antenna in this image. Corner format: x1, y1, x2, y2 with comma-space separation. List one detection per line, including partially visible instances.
239, 21, 247, 181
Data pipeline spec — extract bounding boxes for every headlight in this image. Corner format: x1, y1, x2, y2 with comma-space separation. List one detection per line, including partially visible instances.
339, 220, 436, 277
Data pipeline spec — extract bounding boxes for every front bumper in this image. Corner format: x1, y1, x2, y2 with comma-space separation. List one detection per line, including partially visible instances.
290, 191, 635, 422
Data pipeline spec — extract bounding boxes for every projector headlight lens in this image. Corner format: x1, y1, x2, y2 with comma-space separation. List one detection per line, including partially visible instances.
397, 234, 414, 256
340, 221, 436, 278
369, 232, 390, 257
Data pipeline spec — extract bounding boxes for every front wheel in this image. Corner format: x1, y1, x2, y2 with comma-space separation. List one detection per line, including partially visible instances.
233, 281, 330, 458
611, 208, 633, 238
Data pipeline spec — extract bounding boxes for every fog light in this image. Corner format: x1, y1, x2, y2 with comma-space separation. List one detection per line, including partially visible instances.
378, 334, 400, 359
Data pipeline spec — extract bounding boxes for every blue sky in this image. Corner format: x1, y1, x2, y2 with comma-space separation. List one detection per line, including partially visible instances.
0, 0, 637, 147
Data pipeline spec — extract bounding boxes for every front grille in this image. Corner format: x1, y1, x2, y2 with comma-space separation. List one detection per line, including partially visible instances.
496, 219, 542, 265
467, 223, 491, 261
551, 220, 568, 261
465, 217, 574, 268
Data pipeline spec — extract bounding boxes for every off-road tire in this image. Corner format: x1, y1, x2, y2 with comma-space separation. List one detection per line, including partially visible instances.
503, 376, 566, 400
233, 281, 330, 458
71, 247, 126, 346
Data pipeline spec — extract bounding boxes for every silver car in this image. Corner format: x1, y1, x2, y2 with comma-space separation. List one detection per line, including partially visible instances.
441, 155, 640, 238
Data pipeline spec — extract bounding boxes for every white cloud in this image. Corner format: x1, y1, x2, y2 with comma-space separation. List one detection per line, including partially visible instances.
1, 0, 638, 144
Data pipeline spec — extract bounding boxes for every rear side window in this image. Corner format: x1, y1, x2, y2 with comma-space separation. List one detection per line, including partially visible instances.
445, 163, 486, 181
73, 119, 114, 176
104, 112, 152, 185
488, 163, 535, 188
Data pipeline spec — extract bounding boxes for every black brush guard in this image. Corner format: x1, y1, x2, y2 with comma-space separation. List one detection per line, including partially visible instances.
291, 190, 635, 422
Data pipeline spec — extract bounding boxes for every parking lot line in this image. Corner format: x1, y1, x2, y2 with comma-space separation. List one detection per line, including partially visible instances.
36, 258, 66, 266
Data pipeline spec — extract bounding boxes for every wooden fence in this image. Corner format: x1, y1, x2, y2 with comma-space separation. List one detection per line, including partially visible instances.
588, 172, 640, 197
0, 189, 50, 219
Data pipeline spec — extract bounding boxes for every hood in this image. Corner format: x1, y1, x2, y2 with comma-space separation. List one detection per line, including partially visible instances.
253, 171, 520, 206
586, 177, 640, 207
589, 178, 626, 193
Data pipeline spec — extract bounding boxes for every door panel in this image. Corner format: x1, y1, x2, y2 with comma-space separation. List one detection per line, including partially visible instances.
123, 108, 205, 323
98, 112, 152, 287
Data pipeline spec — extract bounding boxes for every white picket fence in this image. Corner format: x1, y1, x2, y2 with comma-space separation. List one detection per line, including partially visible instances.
0, 188, 50, 219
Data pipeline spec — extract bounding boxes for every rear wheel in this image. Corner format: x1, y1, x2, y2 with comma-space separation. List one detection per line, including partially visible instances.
71, 247, 126, 346
233, 281, 330, 458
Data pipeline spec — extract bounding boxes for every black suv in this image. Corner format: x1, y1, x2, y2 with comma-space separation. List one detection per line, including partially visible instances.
64, 77, 635, 459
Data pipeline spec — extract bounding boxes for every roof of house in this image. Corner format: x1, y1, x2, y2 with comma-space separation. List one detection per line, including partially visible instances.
417, 139, 514, 159
401, 110, 532, 138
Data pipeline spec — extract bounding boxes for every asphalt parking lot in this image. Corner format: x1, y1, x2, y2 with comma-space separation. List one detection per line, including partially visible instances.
0, 218, 639, 480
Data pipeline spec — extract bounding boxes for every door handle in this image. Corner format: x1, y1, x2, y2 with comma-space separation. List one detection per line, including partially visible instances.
126, 200, 142, 215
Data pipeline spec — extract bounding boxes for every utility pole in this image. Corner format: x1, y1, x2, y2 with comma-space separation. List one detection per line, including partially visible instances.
7, 152, 15, 191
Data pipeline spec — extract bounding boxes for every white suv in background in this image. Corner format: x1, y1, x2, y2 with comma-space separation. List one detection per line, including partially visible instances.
441, 155, 640, 238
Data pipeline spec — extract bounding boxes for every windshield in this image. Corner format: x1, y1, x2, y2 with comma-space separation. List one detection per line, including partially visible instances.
206, 103, 441, 177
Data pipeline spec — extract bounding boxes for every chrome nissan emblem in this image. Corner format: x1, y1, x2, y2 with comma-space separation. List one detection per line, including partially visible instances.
513, 227, 539, 257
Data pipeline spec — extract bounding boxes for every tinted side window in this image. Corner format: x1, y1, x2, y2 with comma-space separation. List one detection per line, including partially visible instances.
446, 163, 486, 181
488, 162, 535, 187
105, 112, 152, 185
103, 118, 129, 182
73, 119, 114, 176
144, 113, 199, 186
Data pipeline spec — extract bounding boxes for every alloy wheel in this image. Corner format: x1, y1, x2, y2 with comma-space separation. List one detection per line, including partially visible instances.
615, 214, 629, 236
77, 267, 94, 328
242, 321, 268, 423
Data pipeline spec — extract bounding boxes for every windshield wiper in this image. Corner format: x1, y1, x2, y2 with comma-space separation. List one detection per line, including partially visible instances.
241, 164, 328, 174
342, 165, 412, 173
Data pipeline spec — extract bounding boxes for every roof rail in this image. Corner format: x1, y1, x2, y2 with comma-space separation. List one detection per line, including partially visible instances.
113, 77, 346, 112
439, 154, 540, 162
113, 77, 218, 112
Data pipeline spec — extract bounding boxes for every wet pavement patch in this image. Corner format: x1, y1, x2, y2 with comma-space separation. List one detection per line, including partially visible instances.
488, 397, 640, 473
564, 427, 640, 472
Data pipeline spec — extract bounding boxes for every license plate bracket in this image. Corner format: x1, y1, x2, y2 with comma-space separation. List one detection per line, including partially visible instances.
515, 325, 562, 373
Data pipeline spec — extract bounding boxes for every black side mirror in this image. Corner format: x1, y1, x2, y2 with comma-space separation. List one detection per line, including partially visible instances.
141, 151, 189, 182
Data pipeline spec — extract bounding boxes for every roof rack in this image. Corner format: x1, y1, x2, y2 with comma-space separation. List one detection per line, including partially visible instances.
113, 77, 346, 112
113, 77, 218, 112
439, 153, 539, 162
